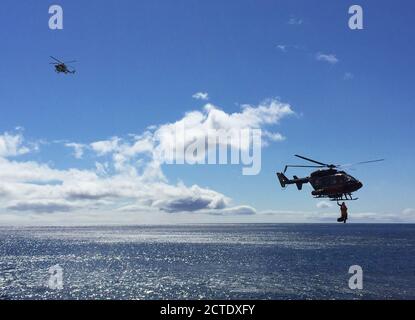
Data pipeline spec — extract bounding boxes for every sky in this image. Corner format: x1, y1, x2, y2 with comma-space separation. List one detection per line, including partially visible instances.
0, 0, 414, 224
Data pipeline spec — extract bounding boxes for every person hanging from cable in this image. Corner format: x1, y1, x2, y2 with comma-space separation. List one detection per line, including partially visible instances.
337, 202, 348, 223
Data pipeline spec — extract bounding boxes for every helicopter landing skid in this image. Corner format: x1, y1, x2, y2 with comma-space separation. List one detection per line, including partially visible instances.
329, 193, 359, 202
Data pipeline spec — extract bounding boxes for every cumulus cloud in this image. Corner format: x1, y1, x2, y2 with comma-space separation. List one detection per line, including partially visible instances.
90, 137, 121, 155
0, 132, 30, 157
150, 183, 228, 213
262, 131, 285, 143
65, 143, 86, 159
158, 197, 223, 213
316, 53, 339, 64
87, 99, 294, 168
0, 155, 228, 218
0, 99, 295, 224
154, 99, 293, 159
316, 201, 332, 209
192, 92, 209, 101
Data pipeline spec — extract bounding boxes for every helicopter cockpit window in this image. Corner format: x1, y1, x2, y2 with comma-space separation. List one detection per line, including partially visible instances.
335, 175, 346, 183
344, 175, 354, 182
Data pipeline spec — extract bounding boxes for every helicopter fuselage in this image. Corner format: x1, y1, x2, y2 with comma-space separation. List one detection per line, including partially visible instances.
276, 154, 382, 201
277, 168, 363, 201
308, 169, 363, 198
54, 63, 71, 74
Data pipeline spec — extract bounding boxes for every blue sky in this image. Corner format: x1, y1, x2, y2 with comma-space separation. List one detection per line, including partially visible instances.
0, 0, 414, 224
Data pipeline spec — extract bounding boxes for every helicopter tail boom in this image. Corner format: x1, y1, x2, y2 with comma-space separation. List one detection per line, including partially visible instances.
293, 175, 303, 190
277, 173, 309, 190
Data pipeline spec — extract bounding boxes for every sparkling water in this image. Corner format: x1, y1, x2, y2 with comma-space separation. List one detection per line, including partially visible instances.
0, 224, 414, 299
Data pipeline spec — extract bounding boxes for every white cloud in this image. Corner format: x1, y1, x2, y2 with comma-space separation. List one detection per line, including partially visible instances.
90, 137, 121, 155
151, 183, 228, 213
0, 99, 295, 224
277, 44, 287, 52
95, 162, 109, 176
316, 53, 339, 64
402, 208, 415, 215
1, 102, 411, 225
0, 155, 230, 219
262, 131, 285, 143
192, 92, 209, 101
316, 201, 332, 209
65, 143, 86, 159
88, 99, 294, 169
151, 99, 293, 163
288, 16, 303, 25
0, 132, 30, 157
212, 205, 256, 216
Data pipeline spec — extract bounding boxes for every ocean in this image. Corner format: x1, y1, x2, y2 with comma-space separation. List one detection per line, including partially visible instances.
0, 224, 414, 300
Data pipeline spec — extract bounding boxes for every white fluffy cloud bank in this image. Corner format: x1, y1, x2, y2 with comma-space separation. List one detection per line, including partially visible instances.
0, 99, 296, 225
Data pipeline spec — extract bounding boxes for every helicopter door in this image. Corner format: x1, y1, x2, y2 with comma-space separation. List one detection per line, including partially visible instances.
332, 175, 346, 186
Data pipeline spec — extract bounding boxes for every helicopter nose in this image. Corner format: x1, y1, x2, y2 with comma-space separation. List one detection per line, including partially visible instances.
356, 181, 363, 190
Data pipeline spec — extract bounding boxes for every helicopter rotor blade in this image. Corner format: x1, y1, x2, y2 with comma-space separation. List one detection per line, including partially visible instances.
284, 165, 325, 173
64, 60, 77, 64
294, 155, 329, 167
339, 159, 385, 168
50, 56, 64, 64
355, 159, 385, 165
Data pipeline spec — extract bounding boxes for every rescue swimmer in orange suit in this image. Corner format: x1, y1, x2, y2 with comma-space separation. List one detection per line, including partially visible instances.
337, 202, 348, 223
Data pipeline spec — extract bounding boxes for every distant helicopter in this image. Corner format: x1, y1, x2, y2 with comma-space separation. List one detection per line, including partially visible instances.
50, 56, 76, 74
276, 155, 384, 202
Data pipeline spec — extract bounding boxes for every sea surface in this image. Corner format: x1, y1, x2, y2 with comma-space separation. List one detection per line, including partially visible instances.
0, 224, 414, 300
